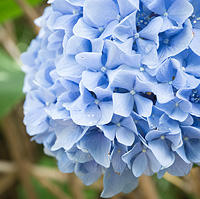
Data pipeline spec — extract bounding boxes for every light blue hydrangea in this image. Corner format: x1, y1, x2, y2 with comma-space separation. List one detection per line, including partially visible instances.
21, 0, 200, 197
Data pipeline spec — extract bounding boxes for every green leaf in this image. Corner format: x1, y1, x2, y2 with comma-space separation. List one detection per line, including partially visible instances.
0, 49, 24, 118
0, 0, 45, 24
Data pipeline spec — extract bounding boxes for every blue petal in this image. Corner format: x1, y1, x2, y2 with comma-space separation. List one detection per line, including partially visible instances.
98, 101, 113, 125
104, 40, 124, 69
65, 35, 92, 55
117, 0, 139, 17
132, 152, 147, 177
111, 143, 127, 174
134, 94, 153, 117
82, 71, 104, 91
75, 52, 102, 71
154, 83, 174, 103
136, 38, 159, 65
57, 151, 75, 173
168, 0, 193, 25
113, 11, 137, 42
116, 126, 135, 146
113, 93, 134, 117
52, 120, 88, 151
170, 106, 188, 122
108, 68, 135, 91
142, 0, 166, 15
70, 103, 101, 126
101, 166, 138, 198
67, 147, 93, 163
190, 29, 200, 56
121, 116, 137, 133
80, 131, 111, 168
83, 0, 118, 27
57, 55, 85, 78
148, 139, 175, 167
98, 124, 117, 140
146, 149, 161, 173
73, 18, 100, 39
75, 161, 103, 185
139, 17, 163, 44
167, 153, 192, 176
122, 142, 143, 168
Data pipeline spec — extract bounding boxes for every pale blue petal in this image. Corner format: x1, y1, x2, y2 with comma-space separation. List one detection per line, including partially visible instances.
168, 0, 193, 24
83, 0, 118, 27
101, 167, 138, 198
98, 124, 117, 140
132, 152, 147, 177
167, 153, 192, 176
70, 104, 101, 126
190, 29, 200, 56
116, 126, 135, 146
98, 101, 113, 125
73, 18, 100, 39
134, 94, 153, 117
113, 93, 134, 117
148, 139, 175, 167
52, 121, 88, 151
80, 131, 111, 168
75, 52, 102, 71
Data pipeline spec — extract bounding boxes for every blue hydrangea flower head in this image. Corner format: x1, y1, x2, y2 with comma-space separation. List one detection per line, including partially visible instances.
22, 0, 200, 197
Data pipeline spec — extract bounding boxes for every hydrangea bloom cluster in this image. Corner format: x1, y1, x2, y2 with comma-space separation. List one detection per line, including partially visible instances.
21, 0, 200, 197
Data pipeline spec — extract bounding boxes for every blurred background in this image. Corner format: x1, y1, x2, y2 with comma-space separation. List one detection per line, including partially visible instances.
0, 1, 200, 199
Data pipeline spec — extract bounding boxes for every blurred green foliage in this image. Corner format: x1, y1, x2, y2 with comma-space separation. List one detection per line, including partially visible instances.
0, 0, 44, 24
0, 49, 24, 118
0, 0, 45, 118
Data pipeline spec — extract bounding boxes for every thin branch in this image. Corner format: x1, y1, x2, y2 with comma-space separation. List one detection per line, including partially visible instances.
139, 175, 159, 199
34, 175, 72, 199
184, 168, 200, 198
0, 160, 103, 190
1, 113, 38, 199
4, 21, 17, 43
0, 173, 17, 195
0, 26, 22, 68
14, 0, 40, 34
68, 173, 85, 199
0, 161, 17, 174
163, 173, 191, 193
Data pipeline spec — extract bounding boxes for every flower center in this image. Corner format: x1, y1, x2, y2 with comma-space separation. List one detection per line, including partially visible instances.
134, 33, 140, 39
101, 66, 107, 73
130, 90, 136, 95
142, 149, 146, 153
95, 99, 100, 105
160, 135, 165, 140
140, 67, 145, 72
163, 12, 168, 17
116, 122, 121, 127
98, 27, 104, 32
116, 14, 122, 21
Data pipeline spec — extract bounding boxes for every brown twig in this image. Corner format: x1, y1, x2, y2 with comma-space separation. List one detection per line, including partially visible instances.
14, 0, 40, 34
1, 113, 38, 199
184, 168, 200, 198
139, 175, 159, 199
4, 21, 17, 43
34, 175, 72, 199
0, 173, 17, 195
69, 173, 85, 199
163, 173, 191, 193
0, 26, 22, 67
